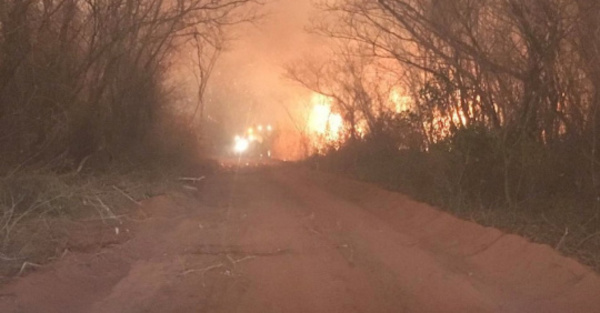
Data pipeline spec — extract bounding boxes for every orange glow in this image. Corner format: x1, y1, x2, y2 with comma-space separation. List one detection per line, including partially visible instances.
328, 114, 343, 138
309, 104, 333, 134
389, 88, 413, 113
306, 94, 344, 152
307, 94, 333, 134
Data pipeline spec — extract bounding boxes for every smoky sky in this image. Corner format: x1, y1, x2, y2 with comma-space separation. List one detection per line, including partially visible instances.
204, 0, 324, 138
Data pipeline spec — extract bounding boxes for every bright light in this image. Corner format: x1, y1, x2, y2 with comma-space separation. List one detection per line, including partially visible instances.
234, 137, 250, 153
328, 114, 343, 135
390, 88, 412, 113
308, 95, 343, 139
309, 103, 331, 134
267, 124, 273, 131
306, 93, 345, 152
258, 125, 263, 132
248, 127, 254, 134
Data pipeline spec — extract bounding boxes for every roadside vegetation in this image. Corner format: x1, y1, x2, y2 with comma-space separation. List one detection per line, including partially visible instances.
0, 0, 259, 279
289, 0, 600, 271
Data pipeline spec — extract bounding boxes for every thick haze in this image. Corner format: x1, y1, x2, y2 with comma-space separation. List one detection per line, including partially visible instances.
203, 0, 323, 143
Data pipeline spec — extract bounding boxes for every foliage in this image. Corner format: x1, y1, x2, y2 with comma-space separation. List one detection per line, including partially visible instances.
0, 0, 258, 174
0, 0, 258, 277
297, 0, 600, 270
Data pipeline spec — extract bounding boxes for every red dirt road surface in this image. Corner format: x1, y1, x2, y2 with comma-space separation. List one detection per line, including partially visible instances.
1, 165, 600, 313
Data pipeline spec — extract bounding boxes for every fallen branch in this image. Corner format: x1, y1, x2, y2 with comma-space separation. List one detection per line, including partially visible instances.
18, 262, 42, 276
182, 185, 198, 191
181, 262, 224, 276
555, 227, 569, 251
227, 254, 257, 265
76, 154, 93, 173
178, 176, 206, 182
94, 196, 121, 224
112, 185, 141, 206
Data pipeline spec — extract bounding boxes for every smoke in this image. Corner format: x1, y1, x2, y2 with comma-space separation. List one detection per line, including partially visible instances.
203, 0, 322, 142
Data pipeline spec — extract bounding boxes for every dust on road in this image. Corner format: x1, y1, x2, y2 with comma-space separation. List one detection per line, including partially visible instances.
1, 165, 599, 313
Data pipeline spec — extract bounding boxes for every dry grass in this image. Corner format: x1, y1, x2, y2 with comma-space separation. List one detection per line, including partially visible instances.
311, 153, 600, 274
0, 161, 188, 280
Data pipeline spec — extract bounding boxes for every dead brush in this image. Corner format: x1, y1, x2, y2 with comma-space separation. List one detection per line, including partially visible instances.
0, 167, 159, 277
0, 154, 205, 279
0, 172, 77, 277
0, 173, 74, 248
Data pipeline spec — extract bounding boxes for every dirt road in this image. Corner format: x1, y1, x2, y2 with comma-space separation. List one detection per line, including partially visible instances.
1, 165, 600, 313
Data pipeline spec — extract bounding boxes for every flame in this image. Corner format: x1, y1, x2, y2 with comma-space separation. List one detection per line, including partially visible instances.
390, 88, 412, 113
309, 103, 332, 134
306, 93, 344, 152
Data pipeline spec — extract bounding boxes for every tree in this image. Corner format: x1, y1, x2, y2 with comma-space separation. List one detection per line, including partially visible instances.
0, 0, 261, 173
298, 0, 600, 205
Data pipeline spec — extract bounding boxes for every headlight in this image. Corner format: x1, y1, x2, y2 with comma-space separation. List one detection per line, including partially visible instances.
234, 138, 250, 153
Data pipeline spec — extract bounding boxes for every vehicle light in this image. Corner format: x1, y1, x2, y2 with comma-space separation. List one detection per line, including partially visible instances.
234, 138, 249, 153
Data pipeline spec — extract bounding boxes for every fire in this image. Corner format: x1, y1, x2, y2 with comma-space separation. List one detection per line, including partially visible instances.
307, 94, 333, 133
303, 89, 412, 154
389, 88, 413, 113
307, 94, 344, 150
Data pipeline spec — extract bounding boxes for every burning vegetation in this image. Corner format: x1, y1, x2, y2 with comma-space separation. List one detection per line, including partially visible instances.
285, 0, 600, 270
2, 0, 600, 274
